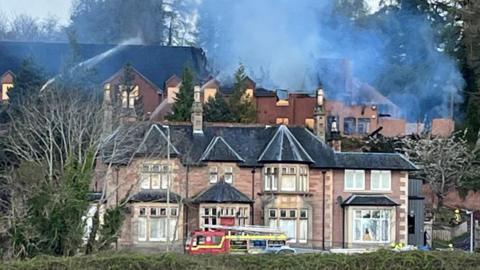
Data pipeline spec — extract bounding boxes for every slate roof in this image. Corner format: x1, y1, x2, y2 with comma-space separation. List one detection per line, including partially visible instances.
200, 136, 245, 162
334, 152, 417, 170
130, 190, 182, 203
191, 181, 252, 203
0, 41, 208, 89
102, 122, 415, 171
258, 125, 314, 164
254, 87, 276, 97
342, 195, 399, 206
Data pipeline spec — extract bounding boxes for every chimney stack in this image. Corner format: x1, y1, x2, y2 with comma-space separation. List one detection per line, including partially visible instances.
313, 86, 326, 142
191, 85, 203, 134
102, 83, 113, 134
328, 119, 342, 152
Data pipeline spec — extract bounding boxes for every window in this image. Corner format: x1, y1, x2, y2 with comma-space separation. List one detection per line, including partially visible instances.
371, 170, 391, 191
202, 205, 250, 227
201, 207, 217, 226
209, 167, 218, 183
281, 167, 296, 192
264, 167, 278, 191
305, 118, 314, 130
353, 209, 390, 243
298, 167, 308, 192
137, 206, 178, 242
344, 117, 356, 135
344, 170, 365, 190
224, 167, 233, 184
141, 164, 169, 190
357, 118, 371, 135
269, 208, 309, 243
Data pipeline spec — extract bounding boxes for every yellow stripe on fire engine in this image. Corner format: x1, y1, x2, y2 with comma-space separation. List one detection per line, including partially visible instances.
225, 234, 287, 241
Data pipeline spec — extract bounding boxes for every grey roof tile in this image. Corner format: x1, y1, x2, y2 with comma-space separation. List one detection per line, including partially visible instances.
342, 195, 399, 206
191, 181, 252, 203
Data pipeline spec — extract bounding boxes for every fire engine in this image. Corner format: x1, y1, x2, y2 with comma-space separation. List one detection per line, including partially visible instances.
185, 225, 295, 255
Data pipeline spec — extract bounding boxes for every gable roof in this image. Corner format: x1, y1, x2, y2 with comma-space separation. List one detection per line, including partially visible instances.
342, 195, 399, 207
102, 122, 415, 171
0, 41, 208, 90
258, 125, 314, 164
191, 181, 252, 203
200, 136, 245, 162
104, 65, 162, 93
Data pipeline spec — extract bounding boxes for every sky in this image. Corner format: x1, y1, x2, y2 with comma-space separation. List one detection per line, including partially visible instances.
0, 0, 73, 25
0, 0, 381, 26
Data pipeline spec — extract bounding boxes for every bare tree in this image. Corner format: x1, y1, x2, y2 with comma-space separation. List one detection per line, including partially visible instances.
402, 132, 478, 209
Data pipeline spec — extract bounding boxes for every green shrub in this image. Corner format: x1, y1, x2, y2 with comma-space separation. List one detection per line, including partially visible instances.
2, 250, 480, 270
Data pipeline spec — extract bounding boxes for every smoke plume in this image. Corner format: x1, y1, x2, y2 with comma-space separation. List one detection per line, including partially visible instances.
196, 0, 464, 121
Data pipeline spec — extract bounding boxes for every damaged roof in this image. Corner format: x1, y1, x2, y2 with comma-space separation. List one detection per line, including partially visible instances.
102, 122, 415, 171
0, 41, 208, 89
191, 181, 252, 203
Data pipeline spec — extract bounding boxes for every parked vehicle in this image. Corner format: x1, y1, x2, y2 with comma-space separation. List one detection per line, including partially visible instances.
185, 225, 295, 255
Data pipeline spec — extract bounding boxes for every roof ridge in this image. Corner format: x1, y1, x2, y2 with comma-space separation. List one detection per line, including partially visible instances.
200, 136, 245, 162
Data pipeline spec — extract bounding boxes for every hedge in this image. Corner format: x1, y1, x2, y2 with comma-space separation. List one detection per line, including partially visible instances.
2, 250, 480, 270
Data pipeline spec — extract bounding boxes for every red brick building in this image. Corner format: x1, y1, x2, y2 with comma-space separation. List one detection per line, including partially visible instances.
93, 88, 417, 251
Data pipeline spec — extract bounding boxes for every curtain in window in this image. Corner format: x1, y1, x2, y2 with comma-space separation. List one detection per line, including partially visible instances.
282, 175, 296, 191
299, 219, 308, 243
169, 218, 177, 240
150, 218, 160, 240
138, 217, 146, 241
279, 219, 296, 240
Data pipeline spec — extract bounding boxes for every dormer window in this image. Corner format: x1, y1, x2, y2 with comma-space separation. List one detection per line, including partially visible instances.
209, 166, 218, 183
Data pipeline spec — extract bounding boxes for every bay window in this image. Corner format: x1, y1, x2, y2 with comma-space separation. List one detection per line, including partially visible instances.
200, 205, 250, 227
344, 170, 365, 190
281, 167, 296, 191
268, 208, 309, 243
264, 165, 309, 192
371, 170, 391, 191
137, 206, 178, 242
264, 167, 278, 191
353, 209, 390, 243
141, 164, 169, 190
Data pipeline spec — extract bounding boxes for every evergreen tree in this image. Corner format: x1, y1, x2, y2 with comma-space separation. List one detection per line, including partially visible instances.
7, 58, 44, 109
204, 92, 233, 122
228, 64, 256, 123
168, 67, 195, 121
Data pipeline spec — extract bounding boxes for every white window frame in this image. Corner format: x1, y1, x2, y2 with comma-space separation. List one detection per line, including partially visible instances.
264, 167, 278, 191
137, 206, 178, 242
352, 209, 391, 243
268, 207, 309, 244
344, 170, 365, 191
224, 167, 233, 184
141, 164, 168, 190
370, 170, 391, 191
209, 166, 218, 183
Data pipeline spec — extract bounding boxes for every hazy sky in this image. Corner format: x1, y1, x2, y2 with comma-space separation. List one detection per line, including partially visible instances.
0, 0, 381, 27
0, 0, 73, 25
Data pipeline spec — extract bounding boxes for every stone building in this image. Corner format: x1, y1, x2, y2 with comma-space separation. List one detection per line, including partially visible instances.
94, 87, 417, 251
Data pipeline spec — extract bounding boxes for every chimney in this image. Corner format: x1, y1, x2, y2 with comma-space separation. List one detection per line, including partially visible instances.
191, 85, 203, 134
313, 86, 326, 142
328, 119, 342, 152
102, 83, 113, 134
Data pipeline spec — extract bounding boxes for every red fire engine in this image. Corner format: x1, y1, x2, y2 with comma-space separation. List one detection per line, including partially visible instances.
185, 225, 294, 255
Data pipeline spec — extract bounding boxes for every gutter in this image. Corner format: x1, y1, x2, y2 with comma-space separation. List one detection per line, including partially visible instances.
322, 170, 326, 250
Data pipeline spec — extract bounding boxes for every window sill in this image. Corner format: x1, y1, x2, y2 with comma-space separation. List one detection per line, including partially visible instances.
343, 190, 392, 194
258, 191, 313, 196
